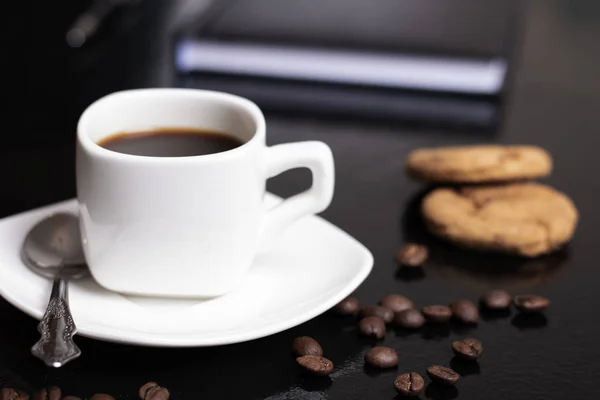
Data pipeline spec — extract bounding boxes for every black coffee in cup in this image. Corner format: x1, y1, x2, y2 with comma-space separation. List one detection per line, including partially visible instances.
98, 128, 243, 157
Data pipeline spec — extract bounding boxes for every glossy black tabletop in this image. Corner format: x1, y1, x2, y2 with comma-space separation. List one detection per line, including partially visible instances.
3, 0, 600, 399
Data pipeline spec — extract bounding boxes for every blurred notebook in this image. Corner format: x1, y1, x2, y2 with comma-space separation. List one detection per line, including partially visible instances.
173, 0, 520, 126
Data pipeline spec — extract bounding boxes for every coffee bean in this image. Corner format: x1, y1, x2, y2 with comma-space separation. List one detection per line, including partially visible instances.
358, 316, 387, 338
379, 294, 414, 313
34, 386, 61, 400
426, 365, 460, 386
480, 289, 511, 310
393, 309, 426, 329
1, 387, 27, 400
296, 355, 334, 376
62, 397, 82, 400
452, 338, 483, 360
513, 294, 550, 312
292, 336, 323, 357
334, 296, 360, 316
139, 382, 169, 400
139, 382, 159, 399
394, 372, 425, 396
91, 395, 115, 400
364, 346, 398, 368
0, 388, 15, 400
144, 387, 170, 400
422, 305, 452, 322
449, 299, 479, 324
34, 389, 44, 400
360, 305, 394, 323
396, 243, 428, 267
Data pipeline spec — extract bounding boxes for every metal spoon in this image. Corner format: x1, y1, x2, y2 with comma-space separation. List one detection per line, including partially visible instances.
21, 212, 89, 367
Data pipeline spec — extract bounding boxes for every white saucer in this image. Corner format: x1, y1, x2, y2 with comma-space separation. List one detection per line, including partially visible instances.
0, 194, 372, 347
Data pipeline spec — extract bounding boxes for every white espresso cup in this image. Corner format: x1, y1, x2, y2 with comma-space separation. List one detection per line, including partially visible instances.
76, 88, 334, 298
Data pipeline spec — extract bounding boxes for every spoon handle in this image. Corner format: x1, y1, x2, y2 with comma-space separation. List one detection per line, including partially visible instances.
31, 278, 81, 367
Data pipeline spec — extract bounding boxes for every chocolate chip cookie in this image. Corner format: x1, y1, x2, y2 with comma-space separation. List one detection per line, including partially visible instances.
421, 183, 578, 257
406, 145, 552, 183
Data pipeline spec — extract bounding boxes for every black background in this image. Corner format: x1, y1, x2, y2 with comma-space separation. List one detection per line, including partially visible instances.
2, 0, 600, 399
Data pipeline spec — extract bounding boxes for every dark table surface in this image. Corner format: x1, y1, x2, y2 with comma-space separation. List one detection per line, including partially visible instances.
3, 0, 600, 399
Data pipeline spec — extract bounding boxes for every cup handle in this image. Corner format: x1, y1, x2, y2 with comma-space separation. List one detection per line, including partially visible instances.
261, 141, 335, 248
